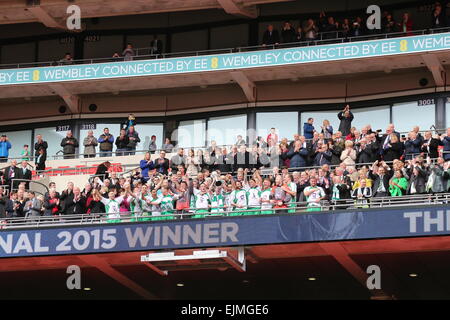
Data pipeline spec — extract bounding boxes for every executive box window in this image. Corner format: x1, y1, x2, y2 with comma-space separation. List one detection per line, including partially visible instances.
176, 120, 206, 149
301, 106, 390, 135
34, 127, 70, 159
300, 110, 337, 135
207, 115, 247, 146
257, 112, 298, 142
351, 106, 390, 132
0, 130, 32, 160
392, 101, 436, 133
136, 123, 164, 150
79, 123, 121, 155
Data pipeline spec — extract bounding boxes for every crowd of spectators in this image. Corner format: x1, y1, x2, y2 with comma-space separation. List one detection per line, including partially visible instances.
262, 3, 448, 46
54, 3, 450, 65
2, 103, 450, 221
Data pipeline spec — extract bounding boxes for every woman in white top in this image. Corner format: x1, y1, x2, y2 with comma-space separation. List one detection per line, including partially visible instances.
340, 140, 357, 170
185, 148, 200, 178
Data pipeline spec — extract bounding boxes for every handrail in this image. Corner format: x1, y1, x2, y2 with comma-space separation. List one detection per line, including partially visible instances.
1, 192, 450, 229
0, 27, 449, 70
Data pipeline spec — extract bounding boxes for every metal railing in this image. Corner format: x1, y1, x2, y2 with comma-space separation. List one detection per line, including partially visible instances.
1, 27, 449, 70
1, 192, 449, 230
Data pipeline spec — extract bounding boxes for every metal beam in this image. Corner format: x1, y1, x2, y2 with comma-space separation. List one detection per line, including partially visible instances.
26, 5, 66, 29
230, 71, 256, 102
421, 53, 446, 86
48, 83, 80, 114
78, 255, 158, 300
319, 242, 394, 300
217, 0, 258, 18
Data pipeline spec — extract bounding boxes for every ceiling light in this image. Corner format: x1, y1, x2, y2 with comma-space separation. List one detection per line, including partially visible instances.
308, 277, 316, 281
409, 273, 418, 278
176, 283, 184, 287
83, 288, 92, 291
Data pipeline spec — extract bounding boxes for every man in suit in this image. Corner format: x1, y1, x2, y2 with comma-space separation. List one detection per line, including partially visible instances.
262, 24, 280, 46
337, 105, 354, 137
421, 131, 441, 159
441, 127, 450, 161
150, 35, 163, 56
34, 134, 48, 163
154, 151, 170, 175
44, 182, 60, 201
0, 187, 8, 218
17, 161, 32, 189
4, 160, 19, 191
59, 182, 74, 215
170, 148, 185, 173
369, 161, 393, 197
217, 148, 232, 173
234, 145, 250, 172
406, 163, 427, 195
62, 187, 86, 215
23, 191, 42, 219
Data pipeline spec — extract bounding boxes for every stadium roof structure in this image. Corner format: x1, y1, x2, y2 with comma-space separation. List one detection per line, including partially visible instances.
3, 236, 450, 299
0, 0, 290, 27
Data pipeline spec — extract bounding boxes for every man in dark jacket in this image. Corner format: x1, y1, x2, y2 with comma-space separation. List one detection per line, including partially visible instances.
115, 129, 129, 156
17, 160, 32, 189
217, 148, 232, 173
404, 131, 422, 160
62, 187, 86, 215
337, 105, 354, 136
4, 160, 19, 191
313, 143, 332, 166
60, 130, 79, 159
126, 126, 140, 156
34, 134, 48, 162
170, 148, 186, 173
0, 187, 7, 218
356, 139, 374, 164
303, 118, 315, 139
98, 128, 114, 157
287, 141, 308, 169
154, 151, 170, 175
262, 24, 280, 46
441, 128, 450, 161
369, 161, 393, 197
406, 165, 427, 195
421, 131, 441, 159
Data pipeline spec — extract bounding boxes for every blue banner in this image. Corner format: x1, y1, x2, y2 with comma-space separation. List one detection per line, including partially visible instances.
1, 33, 450, 86
0, 205, 449, 258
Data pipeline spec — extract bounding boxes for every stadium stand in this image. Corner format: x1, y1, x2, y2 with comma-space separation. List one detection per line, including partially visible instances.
3, 0, 450, 301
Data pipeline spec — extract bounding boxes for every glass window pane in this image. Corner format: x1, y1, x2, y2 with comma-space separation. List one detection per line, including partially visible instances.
392, 101, 436, 133
207, 115, 247, 146
0, 130, 32, 159
257, 112, 298, 142
351, 106, 390, 132
446, 98, 450, 128
176, 120, 206, 148
34, 127, 70, 159
136, 123, 164, 151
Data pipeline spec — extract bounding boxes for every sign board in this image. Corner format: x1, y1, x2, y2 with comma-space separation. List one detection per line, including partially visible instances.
1, 32, 450, 86
1, 205, 449, 258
